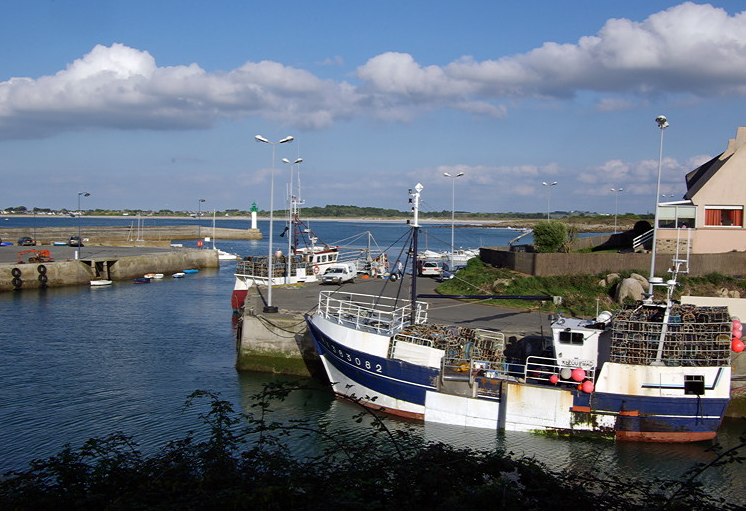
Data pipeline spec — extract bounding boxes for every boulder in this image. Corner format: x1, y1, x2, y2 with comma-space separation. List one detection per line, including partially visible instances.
615, 277, 645, 303
630, 273, 649, 289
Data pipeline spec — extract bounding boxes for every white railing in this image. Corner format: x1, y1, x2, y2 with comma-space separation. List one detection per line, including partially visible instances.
633, 229, 653, 250
317, 291, 428, 335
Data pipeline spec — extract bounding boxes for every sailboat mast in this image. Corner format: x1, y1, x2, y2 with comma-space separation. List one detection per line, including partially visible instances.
410, 184, 423, 324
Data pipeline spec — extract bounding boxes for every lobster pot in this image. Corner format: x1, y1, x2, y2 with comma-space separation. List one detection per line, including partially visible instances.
610, 304, 731, 366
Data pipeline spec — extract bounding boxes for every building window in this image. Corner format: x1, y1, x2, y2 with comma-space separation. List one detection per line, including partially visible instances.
704, 206, 743, 227
657, 205, 696, 229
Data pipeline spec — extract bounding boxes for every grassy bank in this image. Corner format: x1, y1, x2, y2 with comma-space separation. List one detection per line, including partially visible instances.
436, 258, 746, 317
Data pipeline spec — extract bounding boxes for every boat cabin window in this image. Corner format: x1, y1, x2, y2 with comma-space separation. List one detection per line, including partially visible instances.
559, 330, 584, 345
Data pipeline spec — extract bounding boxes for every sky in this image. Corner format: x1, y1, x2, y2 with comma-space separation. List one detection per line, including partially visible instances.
2, 1, 746, 216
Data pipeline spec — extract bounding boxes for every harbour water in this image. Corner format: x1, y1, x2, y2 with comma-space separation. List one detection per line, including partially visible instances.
1, 216, 744, 503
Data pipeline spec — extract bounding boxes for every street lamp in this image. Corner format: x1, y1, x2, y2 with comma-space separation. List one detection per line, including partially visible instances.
648, 115, 669, 296
197, 198, 205, 241
255, 134, 294, 313
77, 192, 90, 259
282, 157, 303, 284
443, 172, 464, 268
611, 188, 624, 233
542, 181, 557, 220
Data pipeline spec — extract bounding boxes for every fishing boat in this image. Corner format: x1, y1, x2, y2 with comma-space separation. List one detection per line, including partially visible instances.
305, 184, 735, 442
231, 166, 387, 310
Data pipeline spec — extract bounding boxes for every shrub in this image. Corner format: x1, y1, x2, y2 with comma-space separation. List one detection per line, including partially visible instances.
532, 221, 568, 253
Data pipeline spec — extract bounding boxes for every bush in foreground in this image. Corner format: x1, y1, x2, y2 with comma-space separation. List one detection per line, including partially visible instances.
1, 385, 743, 510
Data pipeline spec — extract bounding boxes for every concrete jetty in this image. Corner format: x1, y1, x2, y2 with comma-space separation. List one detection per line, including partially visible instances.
0, 245, 218, 291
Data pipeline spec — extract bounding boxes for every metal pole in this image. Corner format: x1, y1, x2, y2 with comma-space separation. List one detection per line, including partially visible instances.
255, 135, 294, 313
648, 116, 669, 296
197, 198, 205, 241
77, 192, 89, 259
443, 172, 463, 268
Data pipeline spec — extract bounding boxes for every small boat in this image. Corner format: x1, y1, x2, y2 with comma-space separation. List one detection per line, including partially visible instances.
52, 241, 68, 246
0, 242, 12, 246
133, 277, 151, 284
182, 269, 199, 274
172, 272, 186, 278
144, 273, 164, 279
90, 280, 112, 286
217, 249, 240, 260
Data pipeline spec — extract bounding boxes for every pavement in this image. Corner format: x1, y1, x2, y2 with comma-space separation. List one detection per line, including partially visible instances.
253, 273, 551, 337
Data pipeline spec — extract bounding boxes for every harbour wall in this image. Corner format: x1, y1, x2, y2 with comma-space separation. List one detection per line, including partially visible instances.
0, 248, 218, 291
235, 287, 323, 378
481, 248, 746, 277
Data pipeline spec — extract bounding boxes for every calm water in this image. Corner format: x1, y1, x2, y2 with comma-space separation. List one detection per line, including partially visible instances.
1, 216, 744, 503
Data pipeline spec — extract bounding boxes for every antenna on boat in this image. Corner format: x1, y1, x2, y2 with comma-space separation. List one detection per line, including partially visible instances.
409, 184, 423, 323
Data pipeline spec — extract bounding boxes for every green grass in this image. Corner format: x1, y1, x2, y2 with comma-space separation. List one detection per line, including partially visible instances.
436, 258, 746, 317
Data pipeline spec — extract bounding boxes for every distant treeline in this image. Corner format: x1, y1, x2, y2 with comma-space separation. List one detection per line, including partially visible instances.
2, 204, 651, 221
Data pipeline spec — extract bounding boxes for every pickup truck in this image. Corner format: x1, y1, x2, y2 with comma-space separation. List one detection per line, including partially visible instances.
321, 263, 356, 285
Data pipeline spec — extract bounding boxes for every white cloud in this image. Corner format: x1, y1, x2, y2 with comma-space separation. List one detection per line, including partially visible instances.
1, 3, 746, 140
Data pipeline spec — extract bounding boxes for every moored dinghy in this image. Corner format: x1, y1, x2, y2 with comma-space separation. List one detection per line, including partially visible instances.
305, 184, 734, 443
90, 279, 112, 286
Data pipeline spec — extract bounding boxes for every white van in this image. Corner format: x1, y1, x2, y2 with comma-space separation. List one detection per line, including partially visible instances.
321, 262, 357, 284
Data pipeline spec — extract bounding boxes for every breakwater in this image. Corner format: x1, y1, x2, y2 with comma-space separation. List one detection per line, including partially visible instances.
0, 247, 218, 291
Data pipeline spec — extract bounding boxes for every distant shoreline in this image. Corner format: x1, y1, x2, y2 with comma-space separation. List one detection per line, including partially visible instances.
4, 214, 625, 232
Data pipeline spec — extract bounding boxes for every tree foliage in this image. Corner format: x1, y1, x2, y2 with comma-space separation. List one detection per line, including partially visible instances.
0, 385, 742, 510
532, 221, 568, 253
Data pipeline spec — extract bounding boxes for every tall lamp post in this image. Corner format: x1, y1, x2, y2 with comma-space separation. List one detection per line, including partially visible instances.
648, 115, 669, 296
77, 192, 90, 259
197, 198, 205, 241
611, 188, 624, 233
542, 181, 557, 220
282, 157, 303, 284
443, 172, 464, 268
255, 134, 294, 313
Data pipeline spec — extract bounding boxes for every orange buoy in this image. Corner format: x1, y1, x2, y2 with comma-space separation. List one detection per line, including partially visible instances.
732, 339, 745, 353
571, 368, 585, 382
549, 374, 559, 384
581, 380, 594, 393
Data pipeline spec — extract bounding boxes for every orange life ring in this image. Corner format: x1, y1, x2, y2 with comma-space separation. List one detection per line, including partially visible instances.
313, 265, 320, 274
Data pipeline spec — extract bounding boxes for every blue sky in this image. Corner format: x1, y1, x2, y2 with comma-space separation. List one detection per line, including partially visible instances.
2, 1, 746, 216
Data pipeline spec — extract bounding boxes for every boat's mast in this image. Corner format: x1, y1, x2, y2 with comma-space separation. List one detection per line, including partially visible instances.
410, 184, 423, 323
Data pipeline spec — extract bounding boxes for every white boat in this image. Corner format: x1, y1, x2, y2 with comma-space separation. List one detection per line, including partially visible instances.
305, 184, 734, 443
172, 272, 185, 278
144, 273, 164, 279
210, 210, 240, 261
90, 280, 112, 286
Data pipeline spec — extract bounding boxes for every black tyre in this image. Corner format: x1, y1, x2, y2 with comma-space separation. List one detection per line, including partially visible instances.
37, 265, 47, 274
38, 274, 48, 284
12, 277, 22, 287
11, 268, 21, 277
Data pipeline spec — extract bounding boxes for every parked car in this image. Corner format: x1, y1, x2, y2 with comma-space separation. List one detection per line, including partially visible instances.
17, 236, 36, 246
68, 236, 84, 247
418, 260, 444, 277
321, 263, 356, 284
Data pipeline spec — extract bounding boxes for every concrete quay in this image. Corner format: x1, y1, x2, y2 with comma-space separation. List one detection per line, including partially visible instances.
0, 245, 219, 291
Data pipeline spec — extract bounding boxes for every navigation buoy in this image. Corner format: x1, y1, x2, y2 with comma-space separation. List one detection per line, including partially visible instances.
549, 374, 559, 384
732, 339, 745, 353
571, 368, 585, 382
